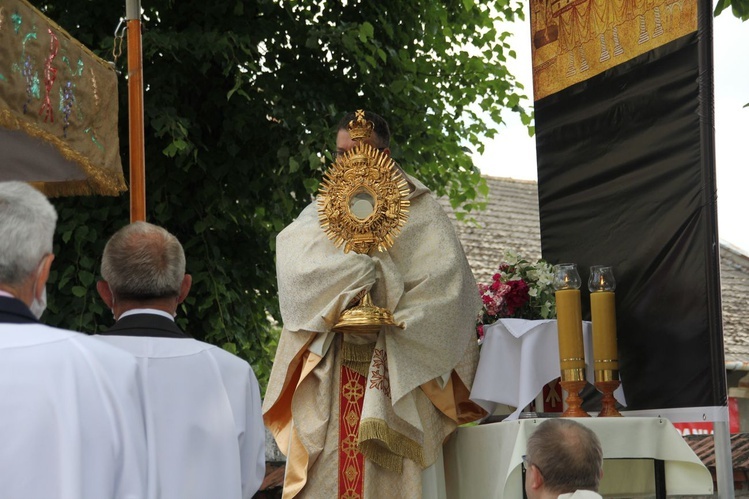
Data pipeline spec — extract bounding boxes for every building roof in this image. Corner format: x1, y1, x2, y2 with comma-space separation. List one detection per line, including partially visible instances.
685, 433, 749, 489
439, 175, 749, 364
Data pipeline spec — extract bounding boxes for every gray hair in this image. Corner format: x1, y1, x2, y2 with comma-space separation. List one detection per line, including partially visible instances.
101, 222, 185, 300
0, 182, 57, 286
526, 419, 603, 493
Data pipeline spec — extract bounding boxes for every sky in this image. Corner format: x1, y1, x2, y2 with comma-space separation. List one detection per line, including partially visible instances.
473, 10, 749, 254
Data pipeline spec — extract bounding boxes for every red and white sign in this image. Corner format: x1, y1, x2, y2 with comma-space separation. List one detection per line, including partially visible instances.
672, 397, 740, 435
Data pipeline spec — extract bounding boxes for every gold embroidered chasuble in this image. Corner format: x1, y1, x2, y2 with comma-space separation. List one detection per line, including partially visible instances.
264, 175, 485, 497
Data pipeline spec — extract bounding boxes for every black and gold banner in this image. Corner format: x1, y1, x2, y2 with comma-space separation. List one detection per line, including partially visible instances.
533, 0, 725, 414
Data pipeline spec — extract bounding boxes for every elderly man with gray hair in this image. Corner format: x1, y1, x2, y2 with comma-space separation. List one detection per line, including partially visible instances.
95, 221, 265, 499
524, 419, 604, 499
0, 181, 147, 498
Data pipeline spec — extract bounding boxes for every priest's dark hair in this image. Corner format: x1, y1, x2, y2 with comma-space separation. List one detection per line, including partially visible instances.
101, 222, 185, 300
526, 418, 603, 493
337, 110, 391, 149
0, 181, 57, 286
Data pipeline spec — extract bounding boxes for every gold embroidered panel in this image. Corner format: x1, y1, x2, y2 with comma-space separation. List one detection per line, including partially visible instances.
531, 0, 698, 101
0, 0, 126, 196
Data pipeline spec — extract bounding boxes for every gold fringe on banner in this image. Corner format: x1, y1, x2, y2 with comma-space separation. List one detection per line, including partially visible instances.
0, 110, 126, 197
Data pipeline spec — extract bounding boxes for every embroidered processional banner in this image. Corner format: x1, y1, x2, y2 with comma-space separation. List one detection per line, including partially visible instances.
0, 0, 126, 196
532, 0, 725, 419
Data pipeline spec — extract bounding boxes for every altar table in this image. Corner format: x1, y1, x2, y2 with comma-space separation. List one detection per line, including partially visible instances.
442, 417, 713, 498
471, 319, 626, 419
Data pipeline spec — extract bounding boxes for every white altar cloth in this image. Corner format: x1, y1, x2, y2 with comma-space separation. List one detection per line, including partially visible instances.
442, 417, 713, 498
471, 319, 626, 420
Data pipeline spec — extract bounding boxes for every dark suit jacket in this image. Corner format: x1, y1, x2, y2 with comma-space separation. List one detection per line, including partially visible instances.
0, 296, 38, 324
100, 313, 190, 339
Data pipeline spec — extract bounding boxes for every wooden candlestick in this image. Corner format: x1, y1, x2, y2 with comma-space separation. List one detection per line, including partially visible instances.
560, 379, 590, 418
595, 378, 622, 417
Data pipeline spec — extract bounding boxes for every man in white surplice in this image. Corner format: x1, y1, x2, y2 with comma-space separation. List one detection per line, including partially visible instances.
0, 181, 147, 499
524, 419, 604, 499
95, 222, 266, 499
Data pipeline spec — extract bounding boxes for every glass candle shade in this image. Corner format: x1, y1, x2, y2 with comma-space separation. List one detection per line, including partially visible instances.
588, 265, 616, 292
553, 264, 585, 381
554, 263, 582, 291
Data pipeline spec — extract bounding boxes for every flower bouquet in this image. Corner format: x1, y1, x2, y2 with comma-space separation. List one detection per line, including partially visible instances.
476, 251, 556, 342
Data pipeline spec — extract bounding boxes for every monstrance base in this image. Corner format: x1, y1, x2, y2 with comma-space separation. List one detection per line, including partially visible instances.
332, 292, 404, 334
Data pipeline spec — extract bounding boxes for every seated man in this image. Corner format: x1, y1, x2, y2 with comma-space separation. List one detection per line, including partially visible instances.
95, 221, 265, 499
525, 419, 604, 499
0, 181, 146, 498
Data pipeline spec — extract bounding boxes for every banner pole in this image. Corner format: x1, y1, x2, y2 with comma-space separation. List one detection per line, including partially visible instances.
126, 0, 145, 222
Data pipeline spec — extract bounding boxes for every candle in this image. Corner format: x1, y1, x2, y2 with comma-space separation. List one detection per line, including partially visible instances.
587, 265, 618, 376
555, 288, 585, 378
590, 291, 618, 371
553, 263, 590, 417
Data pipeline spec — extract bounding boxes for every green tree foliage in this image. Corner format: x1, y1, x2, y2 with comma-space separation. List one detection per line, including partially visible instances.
38, 0, 529, 390
715, 0, 749, 20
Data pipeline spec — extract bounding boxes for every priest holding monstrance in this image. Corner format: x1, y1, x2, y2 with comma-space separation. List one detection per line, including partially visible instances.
263, 110, 485, 497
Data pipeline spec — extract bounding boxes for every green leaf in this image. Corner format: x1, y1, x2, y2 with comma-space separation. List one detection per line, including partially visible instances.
71, 286, 87, 298
78, 270, 95, 287
714, 0, 732, 16
359, 21, 375, 42
389, 80, 406, 93
303, 178, 319, 193
194, 220, 208, 234
163, 143, 179, 157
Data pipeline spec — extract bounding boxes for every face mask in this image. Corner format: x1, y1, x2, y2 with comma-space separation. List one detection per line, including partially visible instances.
29, 286, 47, 320
29, 258, 48, 320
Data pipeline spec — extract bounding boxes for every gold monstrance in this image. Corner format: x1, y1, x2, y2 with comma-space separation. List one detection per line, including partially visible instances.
318, 110, 410, 333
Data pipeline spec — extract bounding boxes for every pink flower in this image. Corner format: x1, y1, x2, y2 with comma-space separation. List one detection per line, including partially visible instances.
505, 279, 530, 315
476, 254, 556, 331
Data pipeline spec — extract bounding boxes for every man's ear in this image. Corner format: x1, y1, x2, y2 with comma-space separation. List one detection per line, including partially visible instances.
177, 274, 192, 304
96, 280, 114, 309
34, 254, 54, 301
528, 464, 544, 491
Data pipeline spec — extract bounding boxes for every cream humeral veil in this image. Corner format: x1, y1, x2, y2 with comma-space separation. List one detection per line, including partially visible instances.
263, 174, 483, 493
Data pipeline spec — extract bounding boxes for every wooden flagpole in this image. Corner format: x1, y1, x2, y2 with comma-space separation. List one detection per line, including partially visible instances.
126, 0, 145, 222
